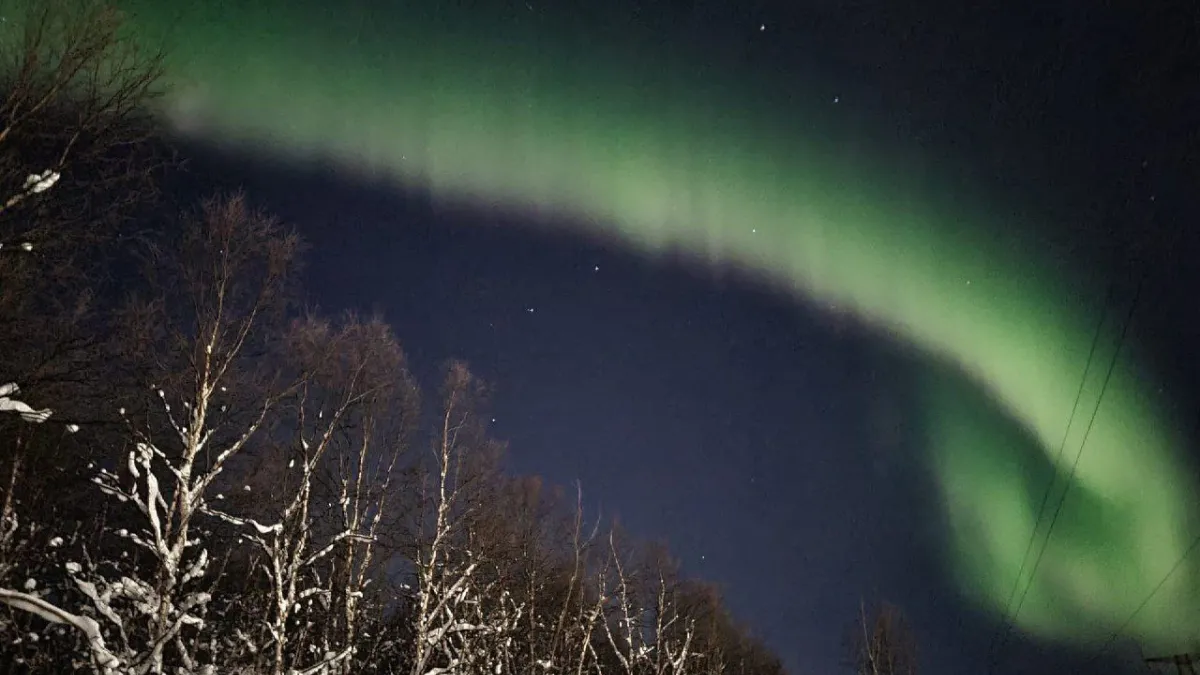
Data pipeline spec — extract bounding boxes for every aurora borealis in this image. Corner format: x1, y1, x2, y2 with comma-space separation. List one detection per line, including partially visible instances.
21, 0, 1200, 657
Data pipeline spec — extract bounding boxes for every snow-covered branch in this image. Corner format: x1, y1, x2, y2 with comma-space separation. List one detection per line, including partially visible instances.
0, 587, 120, 673
0, 383, 52, 423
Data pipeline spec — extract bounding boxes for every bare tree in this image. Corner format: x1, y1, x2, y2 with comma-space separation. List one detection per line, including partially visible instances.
591, 534, 698, 675
598, 526, 650, 675
0, 3, 170, 629
0, 0, 166, 227
0, 194, 300, 675
849, 600, 918, 675
541, 485, 606, 675
470, 478, 605, 675
0, 0, 167, 392
644, 547, 698, 675
203, 314, 417, 675
314, 317, 419, 670
408, 361, 508, 675
90, 195, 296, 673
0, 378, 118, 674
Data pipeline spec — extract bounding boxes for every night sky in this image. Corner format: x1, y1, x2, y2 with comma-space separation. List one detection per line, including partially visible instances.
137, 1, 1200, 674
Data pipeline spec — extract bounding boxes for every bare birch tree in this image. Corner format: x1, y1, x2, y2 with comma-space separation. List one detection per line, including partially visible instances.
0, 0, 165, 227
643, 547, 698, 675
0, 7, 169, 646
407, 361, 508, 675
0, 194, 302, 675
0, 0, 167, 407
314, 317, 419, 669
849, 600, 918, 675
472, 479, 603, 675
203, 314, 417, 675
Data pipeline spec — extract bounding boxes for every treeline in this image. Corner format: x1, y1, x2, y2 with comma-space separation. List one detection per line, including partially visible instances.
0, 1, 786, 674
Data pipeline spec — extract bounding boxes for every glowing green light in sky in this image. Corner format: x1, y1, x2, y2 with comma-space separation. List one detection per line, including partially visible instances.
64, 0, 1200, 650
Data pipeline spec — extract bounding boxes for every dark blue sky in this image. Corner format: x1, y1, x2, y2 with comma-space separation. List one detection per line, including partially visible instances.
167, 1, 1200, 673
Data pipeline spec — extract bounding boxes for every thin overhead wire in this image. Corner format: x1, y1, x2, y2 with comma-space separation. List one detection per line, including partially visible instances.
1084, 412, 1200, 668
1088, 530, 1200, 667
983, 281, 1116, 674
995, 273, 1145, 670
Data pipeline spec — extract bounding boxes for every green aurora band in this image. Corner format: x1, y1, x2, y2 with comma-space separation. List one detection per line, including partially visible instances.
25, 0, 1200, 650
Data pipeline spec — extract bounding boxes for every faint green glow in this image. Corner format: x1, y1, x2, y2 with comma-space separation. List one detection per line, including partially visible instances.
95, 0, 1200, 649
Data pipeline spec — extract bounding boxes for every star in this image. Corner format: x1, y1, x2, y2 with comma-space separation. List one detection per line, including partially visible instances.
759, 24, 766, 31
526, 307, 535, 313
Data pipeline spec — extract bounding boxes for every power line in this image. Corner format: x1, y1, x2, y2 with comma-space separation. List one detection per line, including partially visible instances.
1086, 530, 1200, 669
1084, 408, 1200, 669
993, 272, 1145, 671
983, 281, 1116, 673
1004, 274, 1143, 636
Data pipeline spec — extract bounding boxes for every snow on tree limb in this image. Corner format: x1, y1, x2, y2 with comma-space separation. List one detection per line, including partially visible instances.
0, 382, 53, 423
0, 587, 120, 673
